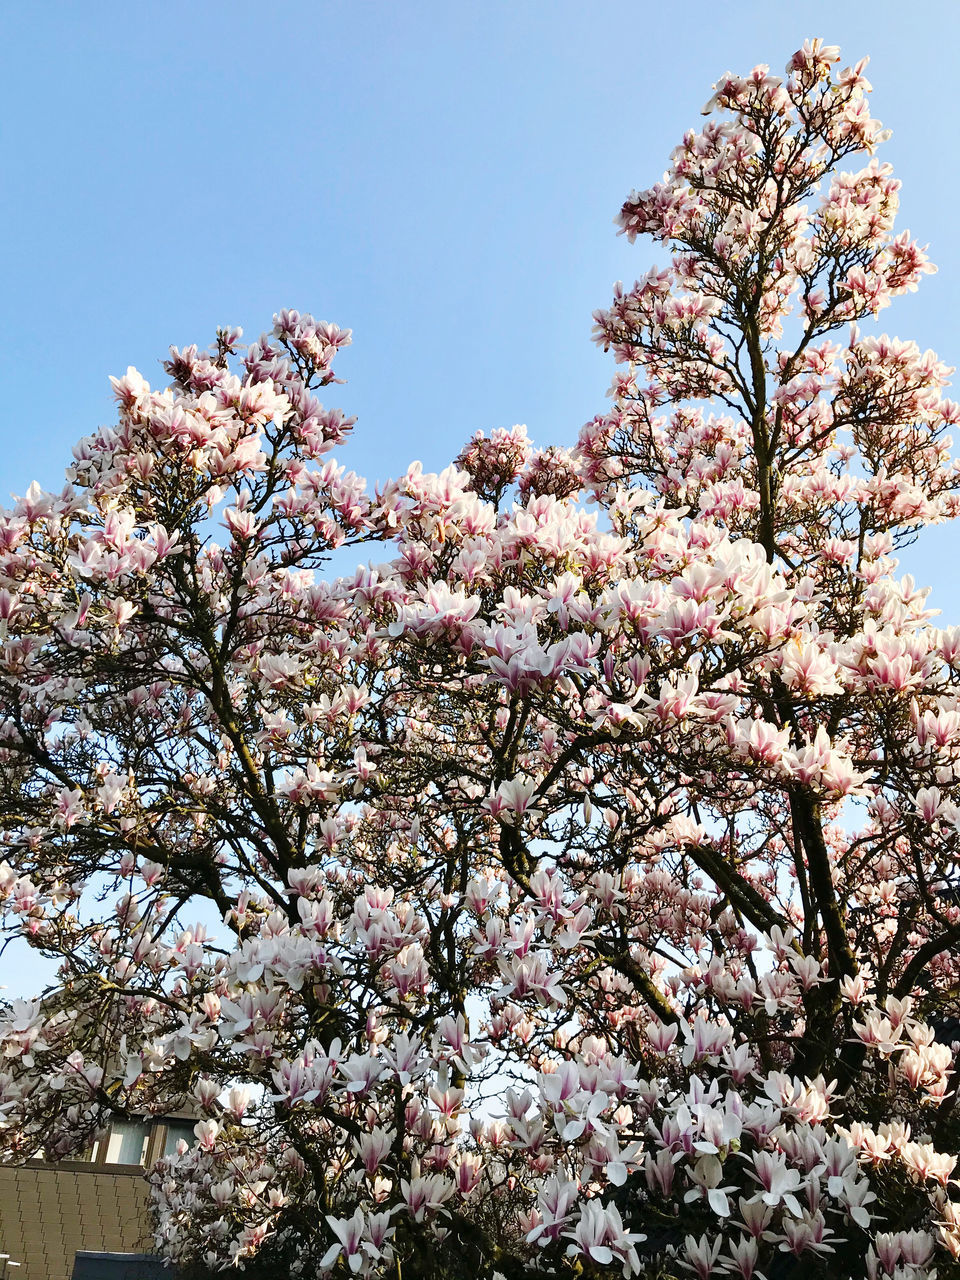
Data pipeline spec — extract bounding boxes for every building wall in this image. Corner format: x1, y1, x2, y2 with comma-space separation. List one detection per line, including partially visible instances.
0, 1161, 152, 1280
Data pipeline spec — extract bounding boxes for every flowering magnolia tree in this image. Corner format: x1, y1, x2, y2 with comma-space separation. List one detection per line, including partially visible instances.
1, 37, 960, 1280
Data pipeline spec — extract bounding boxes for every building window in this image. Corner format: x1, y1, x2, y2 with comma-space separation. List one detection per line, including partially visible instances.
162, 1121, 196, 1158
101, 1119, 150, 1165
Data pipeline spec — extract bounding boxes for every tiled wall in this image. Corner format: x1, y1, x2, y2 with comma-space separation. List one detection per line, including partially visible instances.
0, 1163, 152, 1280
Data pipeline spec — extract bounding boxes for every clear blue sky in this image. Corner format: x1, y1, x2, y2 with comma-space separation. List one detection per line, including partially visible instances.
0, 1, 958, 994
2, 2, 958, 495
